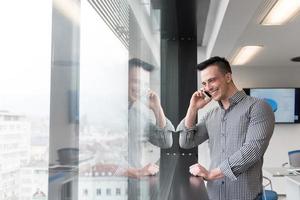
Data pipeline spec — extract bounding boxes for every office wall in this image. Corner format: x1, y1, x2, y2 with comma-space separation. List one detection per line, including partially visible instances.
233, 66, 300, 167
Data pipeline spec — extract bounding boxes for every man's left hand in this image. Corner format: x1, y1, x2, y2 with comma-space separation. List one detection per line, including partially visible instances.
189, 163, 224, 180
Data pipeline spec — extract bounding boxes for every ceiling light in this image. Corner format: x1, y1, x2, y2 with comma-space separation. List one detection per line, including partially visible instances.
231, 46, 263, 65
261, 0, 300, 25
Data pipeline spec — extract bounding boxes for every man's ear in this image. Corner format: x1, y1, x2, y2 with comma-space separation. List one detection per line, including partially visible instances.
225, 73, 232, 83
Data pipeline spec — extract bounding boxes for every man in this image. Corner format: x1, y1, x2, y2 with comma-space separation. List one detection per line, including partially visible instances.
177, 56, 275, 200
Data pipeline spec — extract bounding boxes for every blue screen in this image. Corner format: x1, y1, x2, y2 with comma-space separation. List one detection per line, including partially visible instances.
244, 88, 300, 123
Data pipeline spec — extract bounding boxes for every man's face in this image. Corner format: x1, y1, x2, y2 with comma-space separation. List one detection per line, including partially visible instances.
128, 66, 150, 103
200, 65, 232, 101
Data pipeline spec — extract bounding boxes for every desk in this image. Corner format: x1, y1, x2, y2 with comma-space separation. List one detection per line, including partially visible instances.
263, 167, 299, 196
158, 153, 209, 200
263, 167, 290, 195
286, 176, 300, 200
77, 153, 209, 200
51, 154, 209, 200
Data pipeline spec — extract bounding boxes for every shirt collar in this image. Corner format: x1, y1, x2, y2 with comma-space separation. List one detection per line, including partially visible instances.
218, 90, 247, 109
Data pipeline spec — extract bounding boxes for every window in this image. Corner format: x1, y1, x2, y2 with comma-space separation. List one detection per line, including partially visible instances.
96, 188, 101, 196
106, 188, 111, 196
0, 1, 51, 199
116, 188, 121, 195
83, 189, 88, 196
50, 0, 163, 199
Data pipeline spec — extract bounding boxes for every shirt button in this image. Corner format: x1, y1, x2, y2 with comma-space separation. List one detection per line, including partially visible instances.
222, 181, 225, 184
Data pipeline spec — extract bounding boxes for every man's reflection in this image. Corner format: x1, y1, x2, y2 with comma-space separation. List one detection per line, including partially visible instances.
126, 58, 174, 200
85, 58, 174, 180
127, 58, 174, 176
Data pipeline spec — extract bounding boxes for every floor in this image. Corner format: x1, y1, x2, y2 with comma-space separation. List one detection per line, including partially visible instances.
278, 195, 286, 200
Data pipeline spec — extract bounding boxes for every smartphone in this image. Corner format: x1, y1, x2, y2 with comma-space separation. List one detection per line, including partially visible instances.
204, 91, 212, 98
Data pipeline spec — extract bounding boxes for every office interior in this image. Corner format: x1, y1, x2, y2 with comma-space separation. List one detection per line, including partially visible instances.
0, 0, 300, 199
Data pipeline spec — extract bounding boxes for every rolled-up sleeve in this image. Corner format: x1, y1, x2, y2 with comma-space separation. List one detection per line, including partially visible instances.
218, 100, 275, 181
177, 118, 209, 149
148, 118, 174, 148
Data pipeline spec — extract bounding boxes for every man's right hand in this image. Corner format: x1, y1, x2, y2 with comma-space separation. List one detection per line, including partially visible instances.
189, 90, 211, 110
184, 90, 211, 128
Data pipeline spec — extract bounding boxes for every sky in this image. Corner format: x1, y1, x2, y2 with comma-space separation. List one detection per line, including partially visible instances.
0, 0, 52, 116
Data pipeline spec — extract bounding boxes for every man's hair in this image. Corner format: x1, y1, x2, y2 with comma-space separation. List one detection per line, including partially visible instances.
129, 58, 154, 72
197, 56, 232, 74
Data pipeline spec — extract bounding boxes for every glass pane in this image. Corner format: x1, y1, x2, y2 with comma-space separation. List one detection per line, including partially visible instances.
0, 1, 52, 199
79, 0, 128, 199
78, 0, 173, 199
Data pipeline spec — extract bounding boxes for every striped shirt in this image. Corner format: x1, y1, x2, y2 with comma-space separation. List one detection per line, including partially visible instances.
177, 90, 275, 200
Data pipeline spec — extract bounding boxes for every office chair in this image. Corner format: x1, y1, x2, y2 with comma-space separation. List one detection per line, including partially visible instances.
288, 149, 300, 168
261, 176, 278, 200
